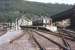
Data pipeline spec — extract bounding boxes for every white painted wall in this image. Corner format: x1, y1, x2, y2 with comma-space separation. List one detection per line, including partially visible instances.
46, 25, 58, 32
18, 17, 32, 26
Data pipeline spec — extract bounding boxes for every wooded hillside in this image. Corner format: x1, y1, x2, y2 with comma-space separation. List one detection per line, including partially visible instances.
0, 0, 73, 22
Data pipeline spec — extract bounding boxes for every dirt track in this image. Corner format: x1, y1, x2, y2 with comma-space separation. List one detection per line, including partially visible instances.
0, 30, 37, 50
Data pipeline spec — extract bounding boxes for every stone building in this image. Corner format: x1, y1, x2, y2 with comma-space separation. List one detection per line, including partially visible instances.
32, 16, 52, 27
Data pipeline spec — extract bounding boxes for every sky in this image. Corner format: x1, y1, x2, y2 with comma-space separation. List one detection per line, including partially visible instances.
26, 0, 75, 5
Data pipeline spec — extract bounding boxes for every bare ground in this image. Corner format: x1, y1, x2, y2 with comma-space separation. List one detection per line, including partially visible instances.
0, 29, 75, 50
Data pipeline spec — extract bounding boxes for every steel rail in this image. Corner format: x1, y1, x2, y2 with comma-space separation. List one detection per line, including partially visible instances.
36, 28, 71, 50
32, 30, 68, 50
28, 30, 46, 50
36, 29, 75, 41
59, 31, 71, 50
31, 35, 46, 50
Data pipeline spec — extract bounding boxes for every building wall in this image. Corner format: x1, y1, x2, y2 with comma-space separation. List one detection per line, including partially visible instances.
18, 17, 32, 26
56, 18, 71, 28
32, 16, 52, 26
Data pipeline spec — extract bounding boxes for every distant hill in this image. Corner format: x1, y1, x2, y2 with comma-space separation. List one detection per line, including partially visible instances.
0, 0, 73, 22
19, 1, 73, 16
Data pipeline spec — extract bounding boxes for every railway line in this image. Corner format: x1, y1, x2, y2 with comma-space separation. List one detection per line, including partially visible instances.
59, 28, 75, 39
28, 30, 61, 50
26, 27, 72, 50
31, 35, 46, 50
20, 25, 75, 50
35, 28, 75, 42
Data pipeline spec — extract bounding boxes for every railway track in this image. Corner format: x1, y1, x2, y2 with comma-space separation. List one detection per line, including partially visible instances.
27, 29, 46, 50
31, 35, 46, 50
27, 28, 71, 50
36, 28, 75, 42
58, 28, 75, 39
21, 26, 75, 50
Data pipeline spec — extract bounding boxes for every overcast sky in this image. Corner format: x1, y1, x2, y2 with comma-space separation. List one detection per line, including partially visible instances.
26, 0, 75, 4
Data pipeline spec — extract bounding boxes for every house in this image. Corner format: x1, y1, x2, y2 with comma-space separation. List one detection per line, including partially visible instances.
17, 17, 32, 26
15, 15, 32, 30
32, 16, 52, 27
56, 19, 71, 28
